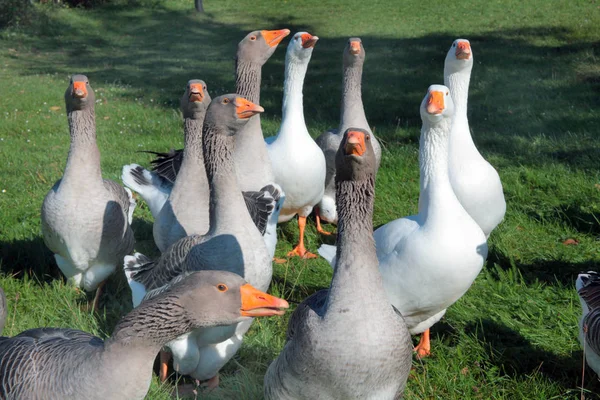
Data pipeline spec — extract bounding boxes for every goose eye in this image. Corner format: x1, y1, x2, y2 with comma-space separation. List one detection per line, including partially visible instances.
217, 284, 228, 292
453, 43, 456, 47
203, 86, 207, 90
223, 98, 230, 104
446, 91, 449, 95
366, 135, 370, 140
250, 35, 257, 41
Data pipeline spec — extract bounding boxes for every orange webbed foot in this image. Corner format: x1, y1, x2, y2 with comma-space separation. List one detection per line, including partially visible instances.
414, 329, 431, 359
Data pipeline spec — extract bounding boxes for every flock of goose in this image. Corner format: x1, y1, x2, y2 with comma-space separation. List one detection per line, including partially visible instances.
0, 27, 598, 399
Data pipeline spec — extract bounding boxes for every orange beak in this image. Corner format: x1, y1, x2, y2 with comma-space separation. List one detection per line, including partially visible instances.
455, 41, 471, 60
349, 40, 361, 55
344, 130, 366, 156
301, 33, 319, 49
72, 81, 87, 98
240, 283, 289, 317
426, 91, 445, 115
234, 97, 264, 119
188, 83, 204, 103
261, 29, 291, 47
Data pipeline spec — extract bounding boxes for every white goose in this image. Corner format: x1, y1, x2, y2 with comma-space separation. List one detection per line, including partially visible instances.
576, 271, 600, 377
320, 85, 487, 357
441, 38, 506, 237
266, 32, 325, 259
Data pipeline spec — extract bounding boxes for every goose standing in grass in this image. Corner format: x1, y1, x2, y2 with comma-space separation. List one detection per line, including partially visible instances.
154, 80, 210, 252
125, 94, 275, 387
0, 271, 288, 400
577, 271, 600, 377
41, 75, 135, 309
265, 128, 412, 399
315, 38, 381, 234
319, 85, 487, 358
442, 39, 506, 237
122, 80, 210, 229
266, 32, 325, 259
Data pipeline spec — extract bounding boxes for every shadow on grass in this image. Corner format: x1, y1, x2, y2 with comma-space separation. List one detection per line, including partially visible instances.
487, 248, 600, 286
3, 7, 598, 170
463, 319, 600, 398
0, 237, 60, 282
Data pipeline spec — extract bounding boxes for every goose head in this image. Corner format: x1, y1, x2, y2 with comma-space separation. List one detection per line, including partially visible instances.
167, 271, 289, 328
206, 94, 264, 136
180, 79, 211, 119
419, 84, 454, 125
64, 74, 95, 111
445, 39, 473, 74
343, 37, 366, 68
286, 32, 319, 62
237, 29, 291, 65
336, 128, 376, 182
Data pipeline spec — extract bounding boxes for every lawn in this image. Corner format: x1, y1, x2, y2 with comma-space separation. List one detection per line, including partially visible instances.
0, 0, 599, 398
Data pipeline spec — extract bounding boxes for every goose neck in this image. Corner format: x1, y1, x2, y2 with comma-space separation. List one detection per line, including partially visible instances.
107, 293, 195, 355
444, 70, 470, 118
62, 108, 102, 185
418, 118, 457, 221
280, 55, 308, 127
339, 64, 368, 132
181, 118, 204, 165
327, 177, 384, 312
235, 60, 261, 104
203, 125, 245, 231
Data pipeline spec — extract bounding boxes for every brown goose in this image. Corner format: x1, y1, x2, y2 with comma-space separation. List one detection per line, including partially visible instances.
315, 38, 382, 234
125, 94, 273, 387
264, 128, 412, 399
0, 271, 288, 400
41, 75, 135, 308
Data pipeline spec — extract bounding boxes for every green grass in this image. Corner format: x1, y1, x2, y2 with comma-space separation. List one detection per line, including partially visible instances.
1, 0, 599, 398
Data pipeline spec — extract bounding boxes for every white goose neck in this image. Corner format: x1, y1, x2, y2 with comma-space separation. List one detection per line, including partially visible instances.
339, 64, 369, 133
418, 117, 459, 221
444, 67, 471, 119
280, 53, 309, 131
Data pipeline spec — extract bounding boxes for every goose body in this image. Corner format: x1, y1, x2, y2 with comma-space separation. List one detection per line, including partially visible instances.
266, 32, 325, 258
577, 272, 600, 376
153, 80, 211, 252
265, 128, 412, 400
41, 75, 135, 292
443, 39, 506, 237
0, 272, 287, 400
320, 86, 487, 356
126, 94, 274, 383
315, 38, 381, 228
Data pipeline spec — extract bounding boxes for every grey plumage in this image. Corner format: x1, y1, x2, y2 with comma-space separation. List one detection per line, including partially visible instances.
144, 149, 279, 236
126, 94, 272, 382
153, 80, 212, 252
41, 74, 135, 292
146, 149, 181, 184
0, 271, 267, 400
265, 128, 412, 400
242, 184, 281, 235
315, 38, 382, 225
